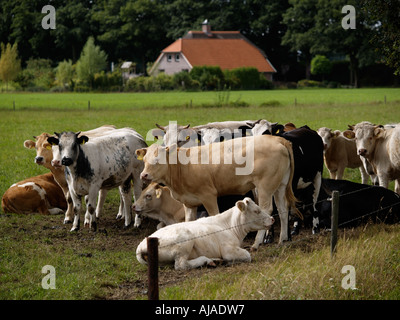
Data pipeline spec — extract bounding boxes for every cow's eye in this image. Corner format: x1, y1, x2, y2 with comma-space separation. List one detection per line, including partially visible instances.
145, 194, 152, 200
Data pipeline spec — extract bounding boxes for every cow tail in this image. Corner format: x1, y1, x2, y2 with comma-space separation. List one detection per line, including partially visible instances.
284, 141, 303, 220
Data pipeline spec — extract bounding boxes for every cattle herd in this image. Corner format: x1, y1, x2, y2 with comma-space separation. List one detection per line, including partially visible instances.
2, 120, 400, 270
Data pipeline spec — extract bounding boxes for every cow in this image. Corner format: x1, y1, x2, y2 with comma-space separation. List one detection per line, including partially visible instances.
1, 172, 67, 215
152, 120, 258, 147
136, 197, 275, 270
47, 128, 147, 231
313, 179, 400, 229
135, 134, 298, 249
343, 121, 400, 194
251, 123, 324, 235
317, 127, 370, 184
23, 125, 119, 224
250, 120, 296, 136
132, 182, 254, 228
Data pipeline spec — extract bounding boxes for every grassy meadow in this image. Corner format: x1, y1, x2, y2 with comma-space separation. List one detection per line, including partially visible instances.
1, 88, 400, 300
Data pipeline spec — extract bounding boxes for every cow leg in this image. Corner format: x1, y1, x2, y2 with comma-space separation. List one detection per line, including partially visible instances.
132, 179, 143, 228
70, 193, 82, 232
116, 192, 124, 220
251, 196, 273, 250
311, 172, 322, 234
395, 179, 400, 195
84, 191, 98, 231
221, 246, 251, 265
64, 190, 74, 224
184, 205, 198, 221
201, 197, 220, 216
120, 178, 133, 228
95, 189, 108, 220
359, 165, 369, 185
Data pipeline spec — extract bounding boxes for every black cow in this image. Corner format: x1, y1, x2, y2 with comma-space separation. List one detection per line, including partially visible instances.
316, 179, 400, 228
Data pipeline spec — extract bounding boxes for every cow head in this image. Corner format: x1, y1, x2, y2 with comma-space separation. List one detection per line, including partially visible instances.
251, 119, 278, 136
136, 143, 173, 184
154, 123, 200, 147
47, 131, 89, 167
317, 127, 341, 151
343, 122, 384, 158
132, 182, 164, 216
236, 197, 274, 232
24, 133, 55, 168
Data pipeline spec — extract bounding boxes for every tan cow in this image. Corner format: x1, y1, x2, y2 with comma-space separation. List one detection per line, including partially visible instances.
23, 125, 121, 224
344, 121, 400, 193
2, 172, 67, 215
317, 127, 369, 184
136, 197, 274, 270
136, 134, 298, 249
132, 182, 185, 228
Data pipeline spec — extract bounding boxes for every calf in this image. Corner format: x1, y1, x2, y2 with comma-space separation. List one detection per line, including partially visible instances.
2, 172, 67, 215
316, 179, 400, 228
136, 198, 274, 270
48, 128, 147, 231
317, 127, 369, 184
136, 134, 298, 249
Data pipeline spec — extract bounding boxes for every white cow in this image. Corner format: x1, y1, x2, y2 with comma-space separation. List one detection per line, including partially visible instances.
48, 128, 147, 231
344, 121, 400, 193
136, 197, 274, 270
317, 127, 370, 184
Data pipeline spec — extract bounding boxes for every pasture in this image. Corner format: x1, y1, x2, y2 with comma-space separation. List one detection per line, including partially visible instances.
1, 88, 400, 300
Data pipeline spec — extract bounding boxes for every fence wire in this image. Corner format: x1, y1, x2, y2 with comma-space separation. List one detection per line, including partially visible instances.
151, 184, 400, 250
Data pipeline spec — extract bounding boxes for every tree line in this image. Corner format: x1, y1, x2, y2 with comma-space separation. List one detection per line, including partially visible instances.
0, 0, 399, 91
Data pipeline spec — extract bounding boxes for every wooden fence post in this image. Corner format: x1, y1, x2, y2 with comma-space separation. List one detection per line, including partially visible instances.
331, 190, 339, 258
147, 237, 159, 300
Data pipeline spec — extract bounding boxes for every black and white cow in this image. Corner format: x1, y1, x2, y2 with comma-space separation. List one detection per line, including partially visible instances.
48, 128, 147, 231
300, 179, 400, 229
252, 123, 324, 235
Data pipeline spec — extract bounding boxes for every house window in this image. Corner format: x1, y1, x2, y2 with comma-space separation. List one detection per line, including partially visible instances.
175, 53, 180, 62
167, 54, 172, 62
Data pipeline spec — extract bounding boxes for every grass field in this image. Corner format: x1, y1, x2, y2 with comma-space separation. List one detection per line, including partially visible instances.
1, 88, 400, 300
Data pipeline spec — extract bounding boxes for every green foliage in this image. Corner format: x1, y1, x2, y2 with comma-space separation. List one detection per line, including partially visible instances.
0, 42, 21, 90
311, 55, 332, 76
55, 60, 75, 89
76, 37, 108, 88
190, 66, 225, 90
224, 67, 274, 90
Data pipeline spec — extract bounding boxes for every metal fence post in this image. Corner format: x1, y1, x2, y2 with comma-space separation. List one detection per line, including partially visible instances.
147, 237, 159, 300
331, 190, 339, 257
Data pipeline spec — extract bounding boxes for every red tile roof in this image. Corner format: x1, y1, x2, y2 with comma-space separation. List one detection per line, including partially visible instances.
162, 38, 276, 73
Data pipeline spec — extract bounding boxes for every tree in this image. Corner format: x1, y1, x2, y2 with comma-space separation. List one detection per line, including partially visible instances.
56, 60, 74, 89
361, 0, 400, 75
0, 42, 21, 90
76, 37, 107, 88
311, 55, 332, 80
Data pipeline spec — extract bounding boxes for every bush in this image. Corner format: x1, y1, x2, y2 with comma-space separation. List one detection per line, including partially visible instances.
297, 79, 323, 88
190, 66, 225, 90
224, 67, 273, 90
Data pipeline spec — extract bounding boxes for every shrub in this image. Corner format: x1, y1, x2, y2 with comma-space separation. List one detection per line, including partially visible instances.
190, 66, 224, 90
297, 79, 323, 88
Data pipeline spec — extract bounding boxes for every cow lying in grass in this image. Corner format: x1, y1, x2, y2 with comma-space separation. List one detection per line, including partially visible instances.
136, 197, 274, 270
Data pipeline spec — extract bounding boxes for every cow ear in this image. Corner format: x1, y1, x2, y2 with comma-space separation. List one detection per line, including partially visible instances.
136, 148, 147, 160
374, 126, 384, 138
236, 200, 246, 212
152, 128, 164, 140
77, 135, 89, 145
155, 187, 162, 199
342, 130, 355, 139
47, 137, 59, 146
333, 130, 341, 138
24, 140, 36, 149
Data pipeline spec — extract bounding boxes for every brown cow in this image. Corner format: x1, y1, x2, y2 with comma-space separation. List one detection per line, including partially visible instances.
136, 134, 298, 249
2, 172, 66, 214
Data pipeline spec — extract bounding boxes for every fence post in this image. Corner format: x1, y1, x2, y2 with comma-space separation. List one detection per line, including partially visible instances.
147, 237, 159, 300
331, 190, 339, 257
88, 100, 90, 111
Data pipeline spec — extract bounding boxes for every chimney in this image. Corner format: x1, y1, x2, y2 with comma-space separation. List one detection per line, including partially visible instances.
202, 19, 211, 34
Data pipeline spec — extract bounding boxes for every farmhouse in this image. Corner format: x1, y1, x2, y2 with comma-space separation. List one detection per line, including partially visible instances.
149, 20, 277, 81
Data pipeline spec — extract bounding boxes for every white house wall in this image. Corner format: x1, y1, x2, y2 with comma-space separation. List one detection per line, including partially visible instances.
154, 53, 192, 75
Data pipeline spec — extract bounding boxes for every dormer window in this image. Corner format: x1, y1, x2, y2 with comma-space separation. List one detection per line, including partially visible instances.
175, 54, 180, 62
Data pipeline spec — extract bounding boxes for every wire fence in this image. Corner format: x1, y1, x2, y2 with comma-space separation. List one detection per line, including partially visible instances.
153, 184, 400, 250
